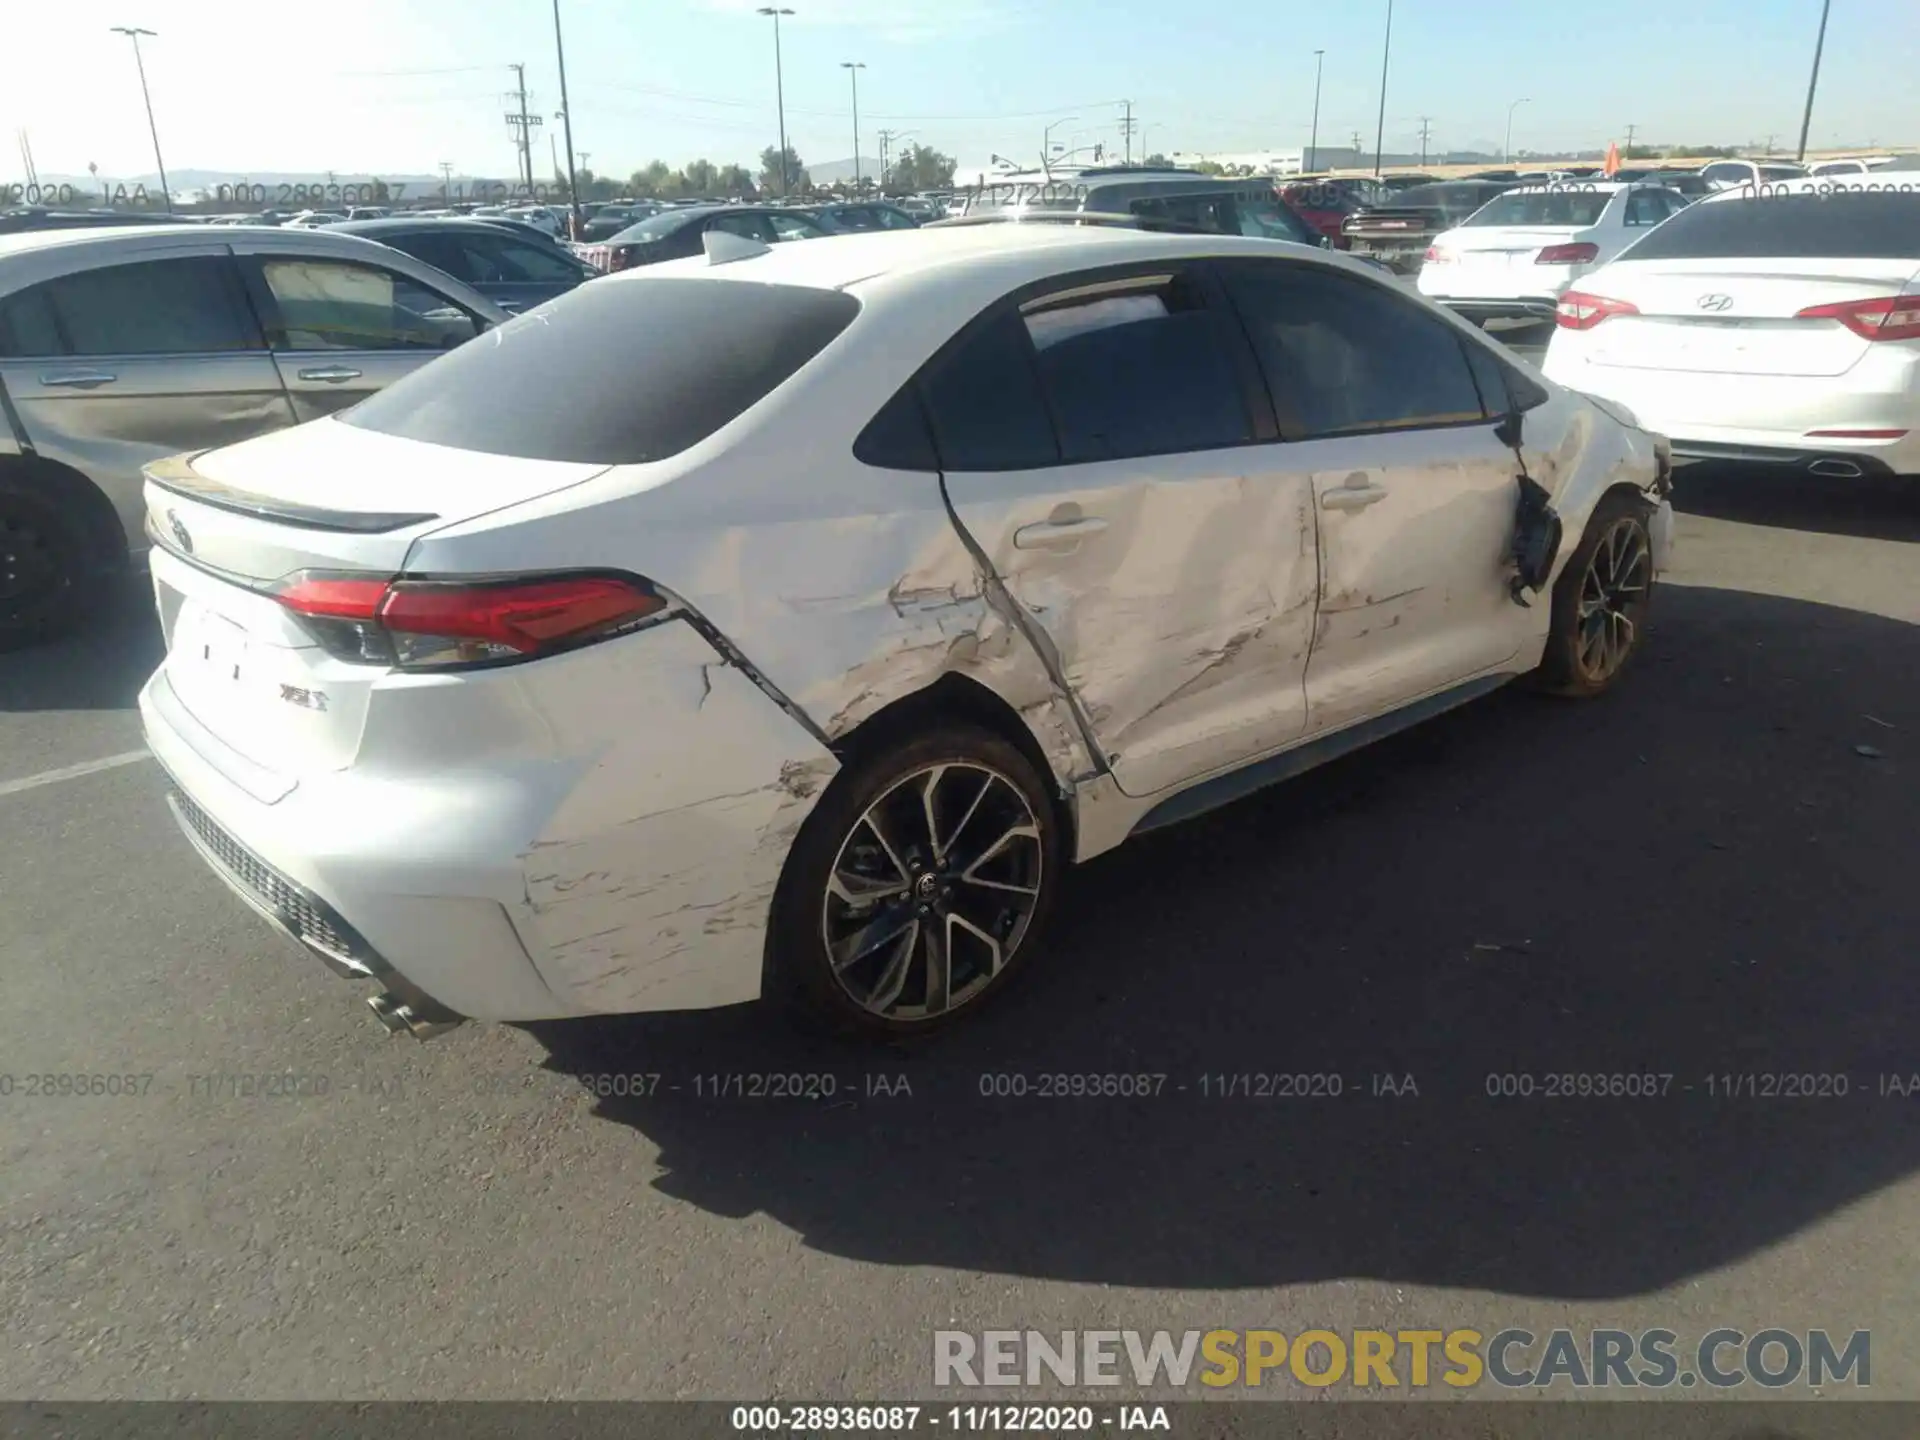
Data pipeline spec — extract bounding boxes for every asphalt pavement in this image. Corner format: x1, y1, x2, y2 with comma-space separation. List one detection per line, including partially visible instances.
2, 369, 1917, 1400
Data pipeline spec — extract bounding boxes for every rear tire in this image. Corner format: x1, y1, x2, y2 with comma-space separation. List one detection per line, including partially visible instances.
0, 476, 98, 652
1532, 489, 1655, 698
766, 723, 1063, 1039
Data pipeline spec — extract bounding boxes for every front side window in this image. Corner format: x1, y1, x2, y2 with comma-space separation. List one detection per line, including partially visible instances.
769, 212, 828, 241
1221, 260, 1486, 438
259, 259, 479, 351
0, 256, 258, 357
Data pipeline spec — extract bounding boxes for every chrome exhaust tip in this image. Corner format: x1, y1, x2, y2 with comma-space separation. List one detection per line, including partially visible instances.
367, 989, 466, 1041
1808, 458, 1863, 478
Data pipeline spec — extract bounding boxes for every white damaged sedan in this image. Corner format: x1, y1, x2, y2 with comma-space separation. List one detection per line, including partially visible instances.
139, 221, 1675, 1039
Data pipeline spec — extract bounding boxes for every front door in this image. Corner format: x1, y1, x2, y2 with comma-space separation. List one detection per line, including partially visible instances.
931, 263, 1320, 798
1218, 257, 1532, 735
238, 253, 485, 420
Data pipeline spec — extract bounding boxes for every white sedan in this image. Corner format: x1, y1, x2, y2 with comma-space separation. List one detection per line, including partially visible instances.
1542, 180, 1920, 480
1419, 182, 1691, 323
138, 222, 1673, 1039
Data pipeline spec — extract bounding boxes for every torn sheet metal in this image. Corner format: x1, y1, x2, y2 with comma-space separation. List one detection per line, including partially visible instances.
516, 621, 838, 1015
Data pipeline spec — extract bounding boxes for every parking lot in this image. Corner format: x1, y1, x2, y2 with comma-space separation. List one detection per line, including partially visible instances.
2, 302, 1918, 1397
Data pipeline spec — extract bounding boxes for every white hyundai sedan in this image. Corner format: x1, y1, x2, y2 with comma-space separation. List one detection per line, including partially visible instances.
1542, 181, 1920, 480
1418, 182, 1692, 324
138, 221, 1673, 1040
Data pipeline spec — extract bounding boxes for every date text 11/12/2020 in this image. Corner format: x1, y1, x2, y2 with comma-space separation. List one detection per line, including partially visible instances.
2, 180, 578, 210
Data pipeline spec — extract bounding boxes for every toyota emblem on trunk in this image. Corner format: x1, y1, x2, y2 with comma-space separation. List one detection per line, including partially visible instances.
1697, 293, 1734, 312
167, 510, 193, 553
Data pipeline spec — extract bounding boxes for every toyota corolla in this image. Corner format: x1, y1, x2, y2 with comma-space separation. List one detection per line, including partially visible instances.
139, 222, 1674, 1039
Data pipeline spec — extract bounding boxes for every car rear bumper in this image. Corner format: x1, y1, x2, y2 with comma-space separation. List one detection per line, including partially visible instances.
1665, 440, 1902, 477
139, 617, 842, 1028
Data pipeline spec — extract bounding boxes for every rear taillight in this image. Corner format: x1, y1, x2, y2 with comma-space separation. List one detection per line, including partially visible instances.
1537, 242, 1600, 265
273, 572, 667, 669
1555, 290, 1640, 330
1423, 246, 1449, 263
1794, 295, 1920, 342
606, 246, 634, 272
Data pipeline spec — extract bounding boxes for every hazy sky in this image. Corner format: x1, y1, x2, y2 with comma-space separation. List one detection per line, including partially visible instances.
5, 0, 1915, 184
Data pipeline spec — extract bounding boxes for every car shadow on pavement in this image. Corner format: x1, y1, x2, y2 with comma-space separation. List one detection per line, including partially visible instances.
1676, 463, 1920, 543
532, 582, 1919, 1299
0, 574, 161, 712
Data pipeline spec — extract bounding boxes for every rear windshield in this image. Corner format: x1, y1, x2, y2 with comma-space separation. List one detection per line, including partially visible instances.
1390, 184, 1500, 212
1619, 191, 1920, 261
341, 277, 861, 463
1465, 190, 1613, 227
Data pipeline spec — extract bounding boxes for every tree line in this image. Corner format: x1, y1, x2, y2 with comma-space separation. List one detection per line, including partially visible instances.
557, 142, 958, 202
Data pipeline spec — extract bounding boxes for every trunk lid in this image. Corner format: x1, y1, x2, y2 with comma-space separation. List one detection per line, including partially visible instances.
144, 419, 610, 785
1578, 258, 1920, 377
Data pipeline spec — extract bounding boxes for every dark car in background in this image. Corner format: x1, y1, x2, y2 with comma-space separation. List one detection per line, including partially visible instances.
578, 201, 664, 243
957, 167, 1331, 249
334, 216, 596, 313
1341, 179, 1516, 273
576, 204, 830, 272
805, 201, 922, 233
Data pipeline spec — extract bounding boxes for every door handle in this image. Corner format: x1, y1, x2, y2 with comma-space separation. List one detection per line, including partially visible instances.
296, 366, 364, 383
1320, 474, 1389, 511
1013, 516, 1109, 550
38, 370, 117, 389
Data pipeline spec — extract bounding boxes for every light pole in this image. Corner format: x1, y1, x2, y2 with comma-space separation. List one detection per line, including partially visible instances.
1505, 97, 1530, 164
1308, 49, 1325, 173
1795, 0, 1833, 163
550, 0, 582, 231
1043, 115, 1079, 168
757, 7, 795, 197
841, 61, 865, 190
110, 26, 172, 214
1372, 0, 1393, 176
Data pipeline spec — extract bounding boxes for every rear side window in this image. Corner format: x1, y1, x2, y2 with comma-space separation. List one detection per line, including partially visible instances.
1221, 260, 1487, 437
1620, 192, 1920, 261
1467, 190, 1613, 228
259, 259, 479, 351
341, 276, 860, 463
916, 311, 1059, 471
0, 257, 258, 357
1022, 281, 1254, 462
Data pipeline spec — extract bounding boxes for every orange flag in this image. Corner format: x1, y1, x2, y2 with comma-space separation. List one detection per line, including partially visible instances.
1603, 140, 1622, 176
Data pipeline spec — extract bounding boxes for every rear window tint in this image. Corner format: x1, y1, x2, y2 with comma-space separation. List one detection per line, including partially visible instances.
341, 276, 860, 463
1620, 191, 1920, 261
1466, 190, 1613, 227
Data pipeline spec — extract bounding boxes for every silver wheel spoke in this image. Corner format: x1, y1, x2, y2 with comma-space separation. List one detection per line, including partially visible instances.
959, 821, 1041, 882
827, 869, 910, 909
941, 772, 995, 860
948, 911, 1007, 978
918, 765, 949, 863
866, 920, 920, 1011
831, 905, 918, 974
861, 810, 911, 884
921, 917, 952, 1016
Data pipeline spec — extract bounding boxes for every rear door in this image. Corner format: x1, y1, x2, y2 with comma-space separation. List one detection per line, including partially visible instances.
0, 246, 295, 547
1219, 257, 1533, 735
236, 250, 489, 418
930, 261, 1321, 798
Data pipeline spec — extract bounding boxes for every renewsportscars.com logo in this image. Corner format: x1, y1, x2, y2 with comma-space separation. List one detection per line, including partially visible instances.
934, 1328, 1870, 1391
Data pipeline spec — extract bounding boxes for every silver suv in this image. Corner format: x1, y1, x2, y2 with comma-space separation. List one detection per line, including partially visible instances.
0, 224, 507, 649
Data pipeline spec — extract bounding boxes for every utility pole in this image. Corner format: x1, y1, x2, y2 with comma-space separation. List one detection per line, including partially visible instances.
1796, 0, 1832, 163
439, 161, 453, 202
551, 0, 583, 231
1624, 123, 1636, 159
1120, 99, 1136, 165
757, 8, 795, 197
110, 26, 173, 213
1351, 129, 1363, 165
505, 63, 542, 193
1372, 0, 1393, 177
1417, 116, 1433, 166
841, 62, 865, 190
1308, 51, 1324, 173
1505, 97, 1530, 164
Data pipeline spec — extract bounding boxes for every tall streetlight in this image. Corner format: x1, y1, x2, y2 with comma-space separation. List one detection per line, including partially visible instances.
1795, 0, 1833, 163
1505, 97, 1531, 164
550, 0, 582, 231
1308, 50, 1325, 173
1043, 115, 1079, 167
841, 61, 866, 190
110, 26, 172, 214
758, 7, 795, 197
1372, 0, 1393, 176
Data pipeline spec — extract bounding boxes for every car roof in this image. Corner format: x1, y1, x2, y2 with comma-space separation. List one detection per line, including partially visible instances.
334, 216, 534, 234
618, 219, 1340, 298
